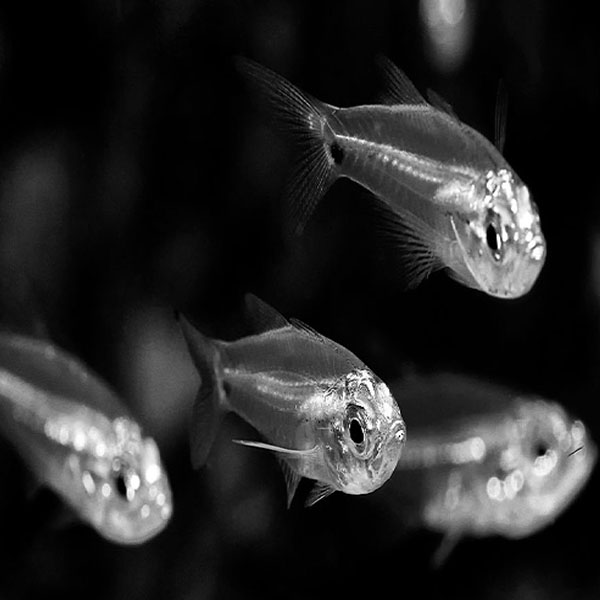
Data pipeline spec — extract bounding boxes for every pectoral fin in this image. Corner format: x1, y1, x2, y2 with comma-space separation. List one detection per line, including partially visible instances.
277, 458, 302, 508
305, 482, 336, 507
233, 439, 316, 507
370, 199, 442, 290
432, 530, 462, 568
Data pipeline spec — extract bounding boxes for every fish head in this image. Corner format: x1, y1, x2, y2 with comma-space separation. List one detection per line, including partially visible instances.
452, 169, 546, 298
476, 400, 596, 538
66, 417, 172, 544
323, 369, 406, 496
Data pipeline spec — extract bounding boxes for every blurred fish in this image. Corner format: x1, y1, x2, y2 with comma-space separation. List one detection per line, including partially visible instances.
238, 57, 546, 298
178, 295, 406, 506
384, 374, 595, 564
0, 333, 173, 544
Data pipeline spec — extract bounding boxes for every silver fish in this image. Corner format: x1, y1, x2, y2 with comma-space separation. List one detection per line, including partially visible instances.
0, 333, 172, 544
386, 374, 595, 563
239, 57, 546, 298
179, 295, 406, 506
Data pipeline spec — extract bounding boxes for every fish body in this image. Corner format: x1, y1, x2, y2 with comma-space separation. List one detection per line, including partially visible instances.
179, 295, 406, 506
239, 57, 546, 298
0, 333, 172, 544
388, 374, 595, 543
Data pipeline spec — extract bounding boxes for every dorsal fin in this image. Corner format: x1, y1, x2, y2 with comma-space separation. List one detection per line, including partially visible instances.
289, 317, 365, 373
494, 80, 508, 153
288, 317, 324, 341
377, 56, 428, 106
427, 89, 459, 120
244, 294, 289, 334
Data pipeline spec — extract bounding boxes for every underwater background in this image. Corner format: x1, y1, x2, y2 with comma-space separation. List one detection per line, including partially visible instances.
0, 0, 599, 598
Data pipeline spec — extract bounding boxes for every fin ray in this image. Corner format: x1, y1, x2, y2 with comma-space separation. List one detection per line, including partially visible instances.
377, 56, 428, 106
370, 198, 442, 290
305, 482, 336, 507
244, 294, 289, 333
177, 313, 226, 468
236, 57, 338, 235
427, 89, 459, 119
276, 458, 302, 508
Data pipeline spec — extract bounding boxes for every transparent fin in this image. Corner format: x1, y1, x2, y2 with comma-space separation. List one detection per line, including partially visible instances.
288, 318, 324, 341
376, 55, 428, 106
448, 215, 482, 290
244, 293, 289, 333
427, 89, 459, 120
177, 313, 225, 468
236, 57, 338, 235
432, 530, 461, 568
494, 80, 507, 153
283, 143, 338, 235
371, 199, 442, 290
276, 458, 302, 508
305, 482, 336, 507
190, 388, 225, 469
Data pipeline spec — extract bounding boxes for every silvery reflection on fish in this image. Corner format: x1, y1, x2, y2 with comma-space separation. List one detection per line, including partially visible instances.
0, 333, 172, 544
178, 294, 406, 506
385, 374, 595, 561
238, 57, 546, 298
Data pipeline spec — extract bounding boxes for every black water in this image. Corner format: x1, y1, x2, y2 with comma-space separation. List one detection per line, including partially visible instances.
0, 1, 599, 598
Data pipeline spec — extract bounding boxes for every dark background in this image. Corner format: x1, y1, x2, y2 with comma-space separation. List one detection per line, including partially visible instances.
0, 0, 599, 598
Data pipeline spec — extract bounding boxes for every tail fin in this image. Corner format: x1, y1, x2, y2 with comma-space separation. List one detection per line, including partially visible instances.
235, 57, 339, 235
177, 312, 226, 468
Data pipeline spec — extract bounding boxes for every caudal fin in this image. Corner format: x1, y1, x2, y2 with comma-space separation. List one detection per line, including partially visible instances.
235, 57, 339, 235
177, 312, 226, 468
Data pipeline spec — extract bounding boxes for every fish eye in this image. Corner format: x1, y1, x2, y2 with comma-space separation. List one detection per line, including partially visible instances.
344, 404, 371, 457
115, 472, 129, 500
486, 223, 501, 254
349, 418, 365, 445
533, 441, 549, 458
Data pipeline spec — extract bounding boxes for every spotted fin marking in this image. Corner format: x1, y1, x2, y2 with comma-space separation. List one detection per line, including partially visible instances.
305, 482, 336, 507
236, 57, 339, 236
376, 56, 428, 106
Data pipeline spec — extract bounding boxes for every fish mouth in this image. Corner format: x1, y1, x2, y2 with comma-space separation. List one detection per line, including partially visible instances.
368, 420, 406, 488
512, 439, 597, 538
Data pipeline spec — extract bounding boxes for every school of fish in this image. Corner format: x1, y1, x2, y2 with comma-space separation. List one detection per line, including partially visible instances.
0, 55, 593, 565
